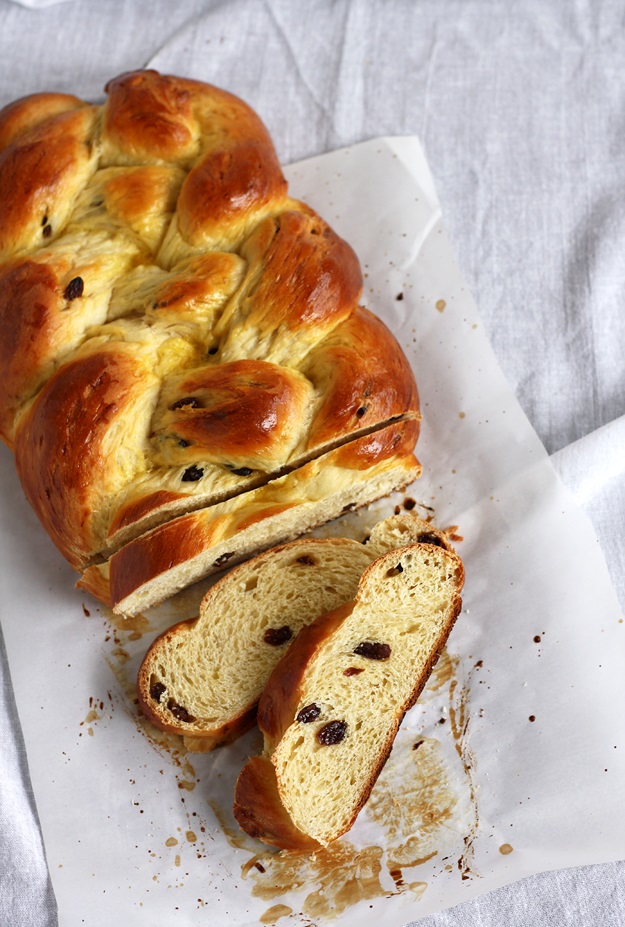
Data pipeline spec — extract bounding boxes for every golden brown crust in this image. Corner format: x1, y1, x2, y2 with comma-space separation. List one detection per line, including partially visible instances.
108, 490, 186, 536
304, 306, 419, 450
0, 69, 422, 598
233, 757, 320, 852
0, 92, 85, 153
14, 344, 155, 568
155, 359, 311, 468
333, 417, 420, 470
102, 70, 197, 164
0, 260, 63, 445
227, 209, 363, 340
0, 105, 98, 262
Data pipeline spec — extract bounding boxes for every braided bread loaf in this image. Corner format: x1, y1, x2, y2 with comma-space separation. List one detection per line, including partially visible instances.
0, 70, 421, 609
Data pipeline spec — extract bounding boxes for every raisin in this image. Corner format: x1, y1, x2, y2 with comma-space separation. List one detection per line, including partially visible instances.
396, 292, 404, 301
296, 555, 317, 566
296, 703, 321, 723
341, 503, 356, 514
386, 563, 404, 577
353, 641, 391, 660
403, 497, 416, 510
167, 699, 195, 723
356, 406, 367, 418
213, 551, 233, 567
263, 626, 293, 646
317, 720, 347, 745
208, 346, 219, 355
343, 667, 364, 677
181, 465, 204, 482
171, 396, 201, 410
231, 467, 253, 477
417, 532, 445, 548
64, 276, 84, 300
150, 681, 166, 703
178, 438, 190, 447
42, 224, 52, 238
41, 215, 48, 226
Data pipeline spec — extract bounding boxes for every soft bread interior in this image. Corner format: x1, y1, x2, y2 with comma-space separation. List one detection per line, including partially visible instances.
139, 540, 372, 749
247, 543, 464, 848
137, 514, 452, 750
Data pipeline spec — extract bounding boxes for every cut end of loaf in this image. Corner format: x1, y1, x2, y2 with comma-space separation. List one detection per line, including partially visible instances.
108, 421, 422, 615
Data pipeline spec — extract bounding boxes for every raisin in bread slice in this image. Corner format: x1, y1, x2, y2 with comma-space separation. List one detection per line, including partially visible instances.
137, 513, 452, 751
233, 542, 464, 850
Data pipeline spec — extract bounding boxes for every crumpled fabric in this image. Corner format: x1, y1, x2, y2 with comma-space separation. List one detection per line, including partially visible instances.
0, 1, 623, 925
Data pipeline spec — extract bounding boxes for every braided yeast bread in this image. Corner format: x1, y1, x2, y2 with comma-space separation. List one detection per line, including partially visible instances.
234, 541, 464, 850
136, 514, 452, 751
0, 71, 420, 605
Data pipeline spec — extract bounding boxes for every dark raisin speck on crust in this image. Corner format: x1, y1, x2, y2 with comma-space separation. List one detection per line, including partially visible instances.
167, 699, 195, 723
181, 465, 204, 482
296, 703, 321, 723
417, 532, 445, 548
64, 276, 84, 300
317, 720, 348, 745
150, 681, 166, 703
171, 396, 201, 410
354, 641, 392, 660
263, 625, 293, 646
231, 467, 253, 477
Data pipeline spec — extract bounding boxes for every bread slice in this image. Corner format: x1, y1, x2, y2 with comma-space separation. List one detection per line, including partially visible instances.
137, 514, 452, 751
82, 418, 422, 614
233, 542, 464, 850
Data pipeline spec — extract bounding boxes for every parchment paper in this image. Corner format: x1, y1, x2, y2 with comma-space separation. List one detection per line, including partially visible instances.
0, 138, 623, 927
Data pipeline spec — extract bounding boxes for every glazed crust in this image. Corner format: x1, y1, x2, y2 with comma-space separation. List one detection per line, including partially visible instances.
105, 419, 421, 614
233, 756, 320, 852
0, 69, 421, 591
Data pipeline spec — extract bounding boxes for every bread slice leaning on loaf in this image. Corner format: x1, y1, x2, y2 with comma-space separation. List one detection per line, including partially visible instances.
233, 542, 464, 851
84, 418, 421, 615
137, 513, 452, 751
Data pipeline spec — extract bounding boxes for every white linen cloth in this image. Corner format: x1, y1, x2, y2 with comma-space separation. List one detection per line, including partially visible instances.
0, 1, 623, 925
